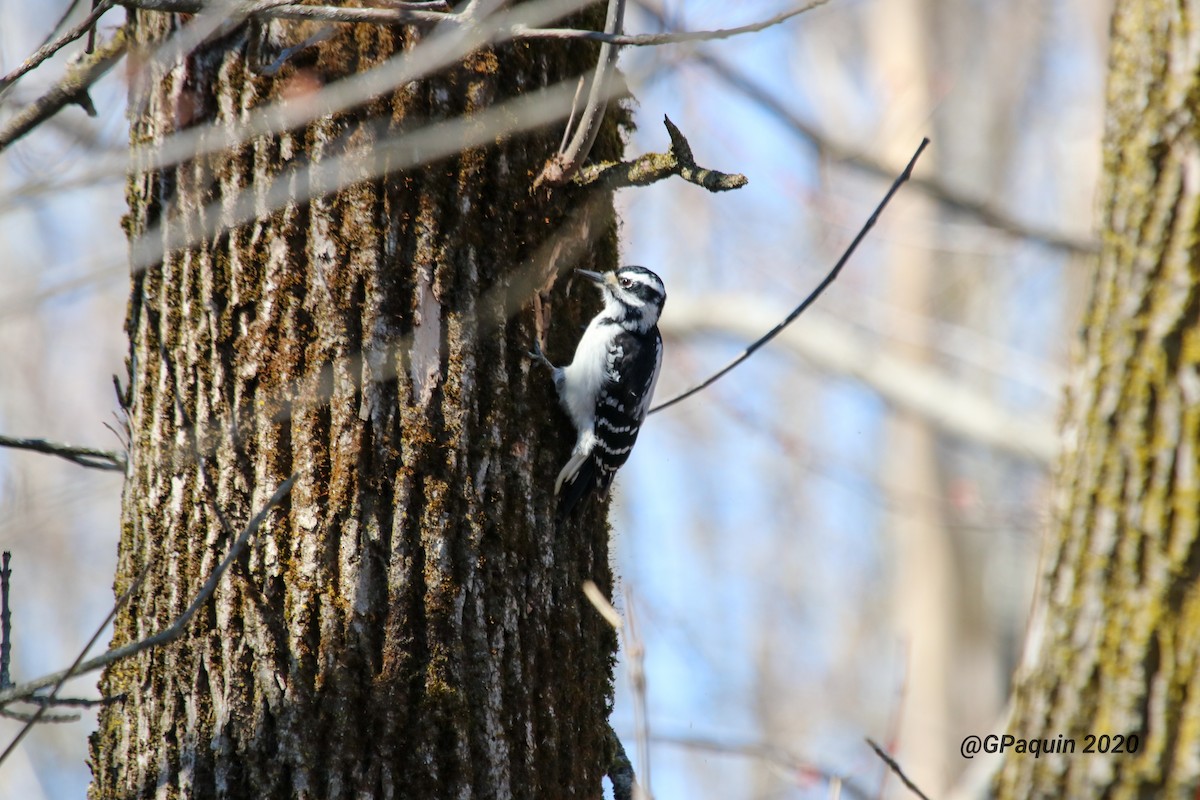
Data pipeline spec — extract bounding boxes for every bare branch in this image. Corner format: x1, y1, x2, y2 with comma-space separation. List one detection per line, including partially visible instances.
515, 0, 828, 46
0, 434, 126, 471
865, 738, 932, 800
379, 0, 450, 7
690, 50, 1099, 256
113, 0, 825, 45
535, 0, 626, 188
649, 138, 931, 415
0, 27, 128, 154
0, 707, 81, 724
46, 0, 93, 53
0, 562, 146, 768
0, 686, 118, 725
576, 114, 746, 192
1, 554, 10, 690
0, 0, 116, 98
0, 556, 99, 723
2, 88, 127, 150
0, 475, 296, 708
118, 0, 451, 23
6, 693, 118, 709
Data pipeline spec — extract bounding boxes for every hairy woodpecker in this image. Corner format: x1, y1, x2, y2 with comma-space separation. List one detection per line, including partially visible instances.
532, 266, 666, 516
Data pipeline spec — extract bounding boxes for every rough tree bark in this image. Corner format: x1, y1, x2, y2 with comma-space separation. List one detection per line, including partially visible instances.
997, 1, 1200, 795
89, 6, 625, 798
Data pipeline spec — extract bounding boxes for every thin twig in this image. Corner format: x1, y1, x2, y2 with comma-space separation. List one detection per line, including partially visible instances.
649, 137, 931, 415
535, 0, 626, 188
653, 735, 873, 800
0, 707, 80, 724
576, 115, 746, 192
0, 27, 128, 154
118, 0, 451, 23
42, 0, 91, 56
0, 0, 116, 98
559, 76, 587, 151
0, 678, 119, 726
0, 554, 10, 690
0, 434, 126, 471
8, 693, 119, 709
0, 475, 296, 708
88, 0, 103, 52
118, 0, 823, 42
515, 0, 828, 46
865, 738, 932, 800
0, 563, 147, 769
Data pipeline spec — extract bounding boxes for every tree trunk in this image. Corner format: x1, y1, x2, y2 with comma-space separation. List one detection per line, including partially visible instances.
997, 2, 1200, 795
89, 7, 623, 799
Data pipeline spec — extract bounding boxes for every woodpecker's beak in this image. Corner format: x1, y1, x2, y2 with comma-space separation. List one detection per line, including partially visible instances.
575, 269, 605, 285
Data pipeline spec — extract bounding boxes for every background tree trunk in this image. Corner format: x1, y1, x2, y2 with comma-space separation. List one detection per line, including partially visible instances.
997, 1, 1200, 795
89, 7, 624, 798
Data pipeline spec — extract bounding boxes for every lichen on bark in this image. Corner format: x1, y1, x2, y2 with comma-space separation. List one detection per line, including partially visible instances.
997, 2, 1200, 796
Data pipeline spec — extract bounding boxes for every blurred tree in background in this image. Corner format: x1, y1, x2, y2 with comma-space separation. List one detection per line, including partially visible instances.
0, 1, 1112, 798
998, 1, 1200, 795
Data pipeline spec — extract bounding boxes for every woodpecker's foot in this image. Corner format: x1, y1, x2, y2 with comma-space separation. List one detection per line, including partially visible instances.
528, 338, 557, 371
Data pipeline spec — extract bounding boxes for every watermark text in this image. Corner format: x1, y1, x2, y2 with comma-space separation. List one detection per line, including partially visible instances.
960, 733, 1139, 759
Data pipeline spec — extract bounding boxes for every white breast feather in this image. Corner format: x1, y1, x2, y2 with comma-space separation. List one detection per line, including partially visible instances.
559, 318, 616, 450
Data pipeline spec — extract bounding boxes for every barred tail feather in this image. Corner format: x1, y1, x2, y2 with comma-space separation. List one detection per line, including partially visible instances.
556, 458, 617, 518
557, 458, 596, 518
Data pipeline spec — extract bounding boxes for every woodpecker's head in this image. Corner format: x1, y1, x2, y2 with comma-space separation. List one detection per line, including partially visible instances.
577, 266, 666, 330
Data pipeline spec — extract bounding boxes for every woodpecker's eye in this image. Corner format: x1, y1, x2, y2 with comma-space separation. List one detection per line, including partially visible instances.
619, 277, 633, 288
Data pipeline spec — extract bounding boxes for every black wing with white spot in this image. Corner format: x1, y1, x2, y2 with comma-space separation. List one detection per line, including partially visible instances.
558, 326, 662, 517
